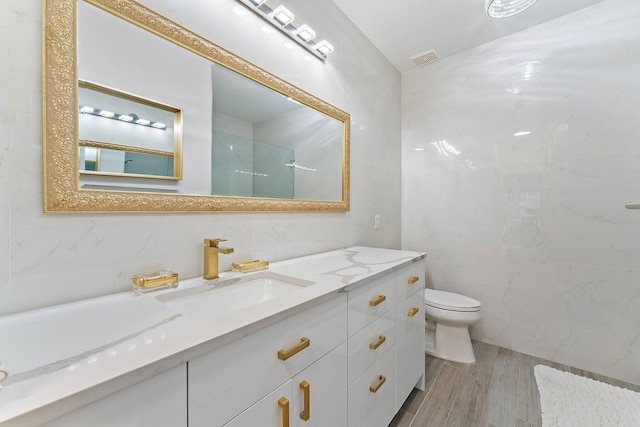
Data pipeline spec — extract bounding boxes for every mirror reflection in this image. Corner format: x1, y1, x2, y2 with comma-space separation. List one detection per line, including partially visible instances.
78, 80, 182, 181
76, 0, 345, 201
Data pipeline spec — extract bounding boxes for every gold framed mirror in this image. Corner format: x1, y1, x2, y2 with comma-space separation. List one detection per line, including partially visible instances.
43, 0, 350, 213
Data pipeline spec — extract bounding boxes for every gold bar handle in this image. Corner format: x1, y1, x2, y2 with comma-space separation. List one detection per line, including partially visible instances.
278, 337, 310, 361
369, 375, 386, 393
300, 381, 310, 421
278, 397, 290, 427
369, 294, 386, 307
408, 307, 420, 317
408, 276, 420, 284
369, 335, 386, 350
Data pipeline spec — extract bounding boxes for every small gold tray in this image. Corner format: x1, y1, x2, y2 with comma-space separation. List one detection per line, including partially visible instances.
232, 260, 269, 273
132, 270, 179, 294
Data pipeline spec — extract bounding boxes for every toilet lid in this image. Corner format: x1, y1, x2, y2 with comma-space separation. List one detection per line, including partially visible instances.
424, 289, 481, 312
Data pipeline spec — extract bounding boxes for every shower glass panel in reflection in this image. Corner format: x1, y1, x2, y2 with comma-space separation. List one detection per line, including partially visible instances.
211, 130, 294, 198
253, 141, 294, 199
211, 130, 254, 197
124, 152, 174, 176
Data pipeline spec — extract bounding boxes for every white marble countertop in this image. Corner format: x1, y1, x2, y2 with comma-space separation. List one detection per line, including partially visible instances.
0, 246, 425, 426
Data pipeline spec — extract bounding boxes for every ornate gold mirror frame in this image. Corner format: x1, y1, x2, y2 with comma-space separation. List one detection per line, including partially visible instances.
43, 0, 350, 213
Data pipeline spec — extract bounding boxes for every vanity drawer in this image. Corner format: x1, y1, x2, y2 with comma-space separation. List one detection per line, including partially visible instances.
347, 309, 395, 385
188, 294, 347, 427
347, 344, 397, 427
347, 273, 395, 337
395, 261, 425, 302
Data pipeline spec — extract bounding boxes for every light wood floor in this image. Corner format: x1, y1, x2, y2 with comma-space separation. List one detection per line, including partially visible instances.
390, 341, 640, 427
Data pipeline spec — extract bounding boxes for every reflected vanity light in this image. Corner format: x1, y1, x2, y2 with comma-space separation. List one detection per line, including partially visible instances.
431, 140, 461, 156
285, 161, 317, 172
514, 131, 531, 136
234, 169, 269, 177
99, 109, 114, 118
79, 105, 166, 130
232, 6, 247, 16
236, 0, 334, 60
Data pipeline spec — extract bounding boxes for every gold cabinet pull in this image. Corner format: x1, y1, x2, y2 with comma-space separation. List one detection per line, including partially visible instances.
408, 307, 420, 317
369, 335, 386, 350
278, 397, 290, 427
369, 375, 386, 393
369, 294, 386, 307
408, 276, 420, 284
278, 337, 310, 361
300, 381, 310, 421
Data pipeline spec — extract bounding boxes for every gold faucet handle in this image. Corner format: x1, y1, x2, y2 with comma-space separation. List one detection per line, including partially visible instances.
204, 238, 227, 247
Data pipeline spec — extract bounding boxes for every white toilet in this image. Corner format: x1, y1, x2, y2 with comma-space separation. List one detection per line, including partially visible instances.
424, 289, 481, 363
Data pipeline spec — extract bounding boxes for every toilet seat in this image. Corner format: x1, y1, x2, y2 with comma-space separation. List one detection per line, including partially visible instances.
424, 289, 481, 312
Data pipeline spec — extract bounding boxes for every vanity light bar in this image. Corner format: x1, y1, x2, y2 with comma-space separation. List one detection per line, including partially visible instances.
79, 105, 166, 130
270, 5, 294, 25
235, 0, 334, 60
295, 24, 316, 42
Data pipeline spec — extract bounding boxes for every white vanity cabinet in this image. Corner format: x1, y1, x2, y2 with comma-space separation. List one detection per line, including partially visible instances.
42, 364, 187, 427
225, 342, 348, 427
346, 259, 426, 427
345, 272, 397, 427
188, 294, 348, 427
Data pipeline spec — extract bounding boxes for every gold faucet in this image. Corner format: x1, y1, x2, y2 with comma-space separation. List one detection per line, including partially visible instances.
203, 238, 234, 280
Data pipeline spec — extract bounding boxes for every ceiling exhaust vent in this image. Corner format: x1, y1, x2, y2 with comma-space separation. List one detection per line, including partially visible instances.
410, 48, 440, 67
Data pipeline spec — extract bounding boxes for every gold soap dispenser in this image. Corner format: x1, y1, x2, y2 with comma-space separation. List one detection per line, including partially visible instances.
203, 238, 234, 280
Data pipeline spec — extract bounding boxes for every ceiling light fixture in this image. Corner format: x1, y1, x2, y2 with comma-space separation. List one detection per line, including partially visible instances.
485, 0, 537, 18
235, 0, 334, 60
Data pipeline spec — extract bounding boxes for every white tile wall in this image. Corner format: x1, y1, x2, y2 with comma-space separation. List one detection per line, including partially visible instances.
0, 0, 10, 313
0, 0, 402, 315
402, 0, 640, 385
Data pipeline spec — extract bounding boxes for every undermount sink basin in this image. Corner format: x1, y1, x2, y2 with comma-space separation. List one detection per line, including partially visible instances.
156, 271, 314, 321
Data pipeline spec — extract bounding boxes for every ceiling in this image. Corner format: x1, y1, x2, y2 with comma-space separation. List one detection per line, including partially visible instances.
331, 0, 607, 73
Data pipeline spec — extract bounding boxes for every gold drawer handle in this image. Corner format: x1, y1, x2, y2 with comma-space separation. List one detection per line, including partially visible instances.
369, 294, 386, 307
408, 307, 420, 317
369, 335, 386, 350
369, 375, 386, 393
278, 337, 310, 361
408, 276, 420, 284
279, 397, 290, 427
300, 380, 310, 421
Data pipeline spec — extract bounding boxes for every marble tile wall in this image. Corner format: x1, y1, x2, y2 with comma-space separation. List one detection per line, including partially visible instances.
0, 0, 9, 313
0, 0, 402, 315
402, 0, 640, 385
